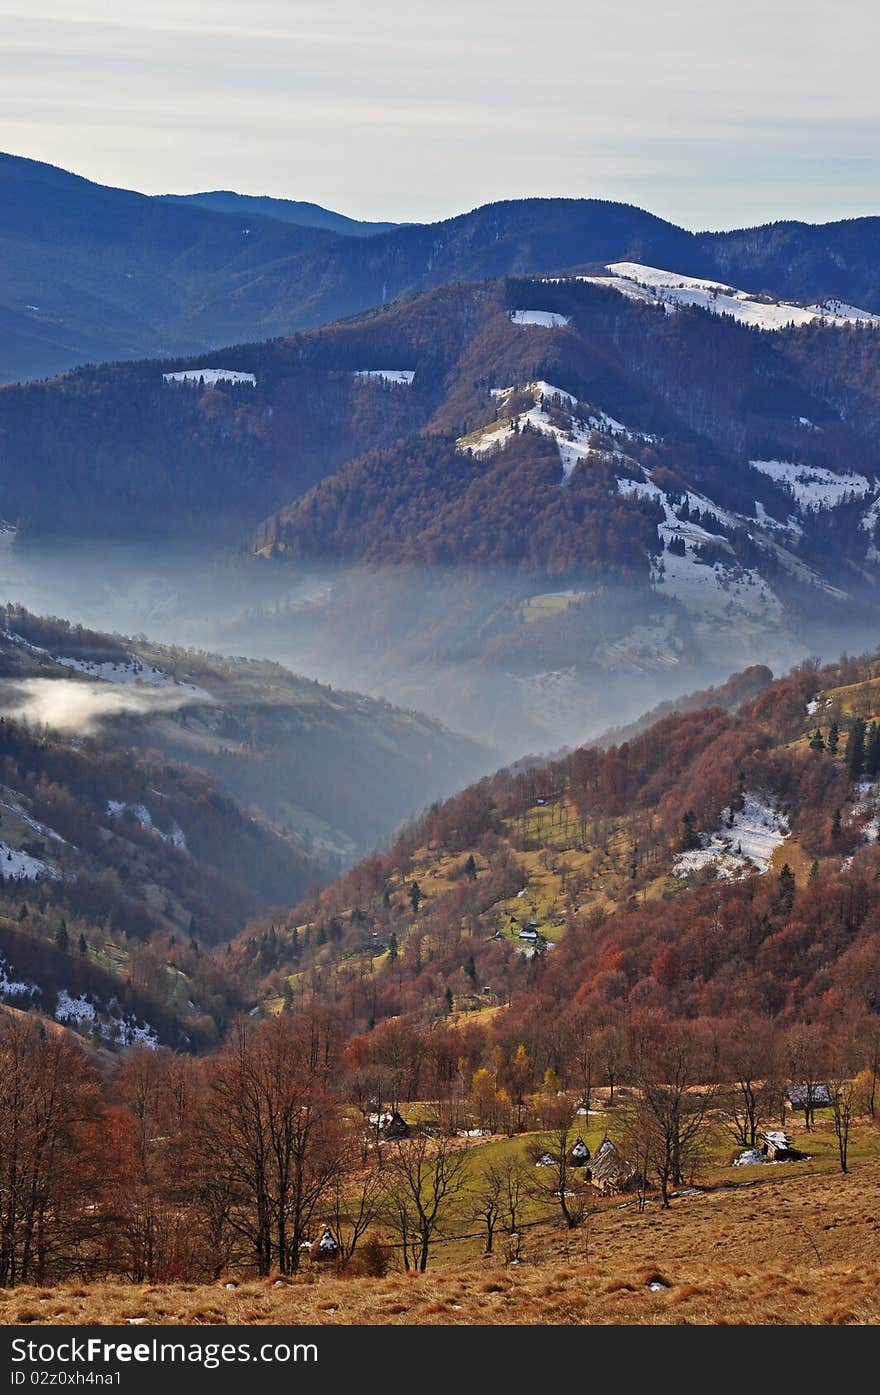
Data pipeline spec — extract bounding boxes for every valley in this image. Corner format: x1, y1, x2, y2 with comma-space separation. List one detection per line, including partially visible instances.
2, 149, 880, 1330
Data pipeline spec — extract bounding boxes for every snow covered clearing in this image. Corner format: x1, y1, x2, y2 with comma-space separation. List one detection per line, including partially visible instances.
860, 497, 880, 563
54, 991, 158, 1048
107, 800, 187, 849
0, 797, 66, 843
853, 781, 880, 844
804, 298, 880, 323
580, 262, 880, 331
616, 473, 782, 621
0, 961, 158, 1047
508, 309, 571, 328
2, 629, 50, 657
674, 792, 789, 880
749, 459, 873, 511
0, 957, 38, 998
163, 369, 256, 386
654, 548, 782, 621
54, 654, 208, 695
861, 497, 880, 532
0, 841, 60, 881
460, 382, 647, 481
353, 370, 415, 385
753, 499, 803, 539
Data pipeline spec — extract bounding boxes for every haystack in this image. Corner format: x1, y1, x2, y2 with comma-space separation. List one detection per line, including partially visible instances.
570, 1136, 591, 1165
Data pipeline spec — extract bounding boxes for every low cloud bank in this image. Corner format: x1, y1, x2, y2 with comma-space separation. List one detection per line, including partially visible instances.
0, 678, 210, 735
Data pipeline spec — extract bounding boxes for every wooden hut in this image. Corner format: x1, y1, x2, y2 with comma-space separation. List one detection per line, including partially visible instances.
588, 1139, 636, 1196
759, 1130, 806, 1162
786, 1083, 831, 1110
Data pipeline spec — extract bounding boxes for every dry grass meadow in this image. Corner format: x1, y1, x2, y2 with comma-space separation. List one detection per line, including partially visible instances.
3, 1147, 879, 1326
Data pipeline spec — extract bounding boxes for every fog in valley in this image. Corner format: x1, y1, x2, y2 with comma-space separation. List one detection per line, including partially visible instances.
0, 676, 215, 736
2, 533, 866, 770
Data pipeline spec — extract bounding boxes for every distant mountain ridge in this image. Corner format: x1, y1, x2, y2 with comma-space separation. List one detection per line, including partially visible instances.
2, 151, 880, 383
162, 189, 399, 237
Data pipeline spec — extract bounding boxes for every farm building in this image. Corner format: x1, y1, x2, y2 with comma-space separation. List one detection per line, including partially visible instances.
760, 1130, 806, 1162
588, 1139, 636, 1196
786, 1083, 831, 1110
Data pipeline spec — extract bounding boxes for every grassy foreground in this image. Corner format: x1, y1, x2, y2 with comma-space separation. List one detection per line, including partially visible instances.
3, 1152, 879, 1326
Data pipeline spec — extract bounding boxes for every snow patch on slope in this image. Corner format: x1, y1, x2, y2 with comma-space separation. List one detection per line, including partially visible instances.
581, 263, 880, 331
460, 382, 648, 481
163, 369, 256, 386
753, 499, 804, 539
749, 459, 873, 511
616, 473, 783, 621
54, 990, 158, 1048
674, 793, 789, 879
354, 370, 415, 385
853, 780, 880, 845
509, 309, 571, 328
0, 958, 158, 1047
0, 958, 38, 998
54, 654, 208, 695
0, 798, 67, 843
107, 801, 187, 849
0, 842, 60, 881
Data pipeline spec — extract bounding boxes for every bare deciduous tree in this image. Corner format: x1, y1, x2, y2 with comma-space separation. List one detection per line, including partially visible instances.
785, 1024, 828, 1131
326, 1163, 387, 1265
527, 1098, 588, 1230
717, 1014, 781, 1148
625, 1020, 716, 1208
385, 1134, 468, 1271
198, 1013, 347, 1275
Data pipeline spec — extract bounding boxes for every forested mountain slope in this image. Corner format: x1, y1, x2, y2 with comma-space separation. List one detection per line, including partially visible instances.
0, 607, 490, 869
229, 652, 880, 1083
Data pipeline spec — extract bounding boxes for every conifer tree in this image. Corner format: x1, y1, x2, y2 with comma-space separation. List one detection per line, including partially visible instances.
847, 717, 867, 777
679, 809, 700, 851
865, 722, 880, 779
778, 863, 796, 912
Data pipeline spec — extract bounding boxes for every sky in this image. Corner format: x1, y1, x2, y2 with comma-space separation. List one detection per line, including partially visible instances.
2, 0, 879, 228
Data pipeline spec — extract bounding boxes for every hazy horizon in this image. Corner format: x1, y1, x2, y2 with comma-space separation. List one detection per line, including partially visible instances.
3, 0, 878, 228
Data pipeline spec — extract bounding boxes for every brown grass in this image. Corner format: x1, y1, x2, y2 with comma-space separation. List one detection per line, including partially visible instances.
3, 1156, 880, 1326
